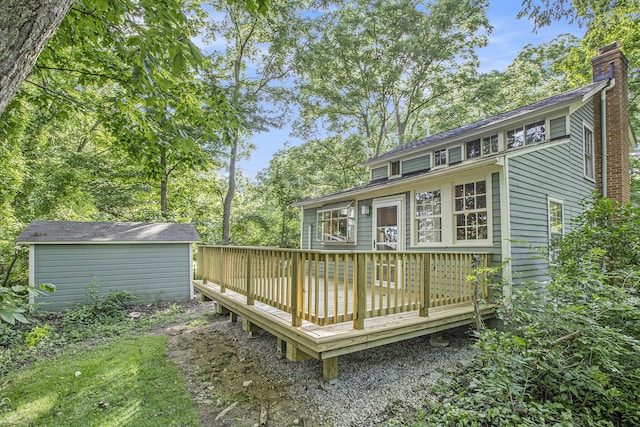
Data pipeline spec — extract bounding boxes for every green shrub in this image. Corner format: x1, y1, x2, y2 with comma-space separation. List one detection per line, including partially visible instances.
62, 280, 137, 327
421, 196, 640, 426
25, 324, 51, 348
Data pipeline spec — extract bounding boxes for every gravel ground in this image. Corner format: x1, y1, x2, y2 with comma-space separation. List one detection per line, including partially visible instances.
166, 301, 477, 427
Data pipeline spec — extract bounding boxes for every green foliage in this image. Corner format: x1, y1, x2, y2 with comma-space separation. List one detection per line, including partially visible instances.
25, 324, 51, 348
420, 196, 640, 426
294, 0, 491, 157
62, 281, 137, 328
0, 283, 55, 327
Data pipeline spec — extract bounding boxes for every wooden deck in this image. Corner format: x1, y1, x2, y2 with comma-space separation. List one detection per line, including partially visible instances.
194, 246, 496, 384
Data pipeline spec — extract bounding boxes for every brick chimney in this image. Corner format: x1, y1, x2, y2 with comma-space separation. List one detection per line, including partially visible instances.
591, 42, 631, 202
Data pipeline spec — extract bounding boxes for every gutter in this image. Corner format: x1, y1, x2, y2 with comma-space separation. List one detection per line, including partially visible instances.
600, 62, 616, 197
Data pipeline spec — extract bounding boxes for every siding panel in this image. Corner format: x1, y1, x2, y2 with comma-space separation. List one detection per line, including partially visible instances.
508, 101, 595, 284
371, 166, 388, 181
402, 155, 430, 175
550, 116, 567, 139
33, 244, 191, 310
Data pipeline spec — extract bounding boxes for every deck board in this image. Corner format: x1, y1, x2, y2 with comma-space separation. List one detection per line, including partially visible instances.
194, 279, 495, 359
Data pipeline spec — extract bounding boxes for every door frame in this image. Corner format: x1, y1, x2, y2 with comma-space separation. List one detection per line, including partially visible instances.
372, 196, 404, 251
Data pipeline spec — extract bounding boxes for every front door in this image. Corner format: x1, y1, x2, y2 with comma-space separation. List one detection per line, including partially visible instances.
372, 199, 402, 251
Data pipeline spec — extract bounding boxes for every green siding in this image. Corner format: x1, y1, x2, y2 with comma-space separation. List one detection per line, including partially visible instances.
402, 155, 430, 175
550, 116, 567, 139
508, 102, 595, 284
33, 244, 191, 310
449, 146, 462, 164
371, 166, 388, 181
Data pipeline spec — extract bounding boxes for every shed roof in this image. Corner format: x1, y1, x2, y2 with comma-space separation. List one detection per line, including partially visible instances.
17, 221, 200, 244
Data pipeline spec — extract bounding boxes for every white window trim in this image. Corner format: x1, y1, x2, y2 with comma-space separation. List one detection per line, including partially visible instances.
413, 189, 443, 247
316, 200, 357, 244
506, 117, 548, 149
433, 147, 448, 168
372, 195, 404, 251
389, 160, 401, 178
583, 122, 596, 182
453, 177, 493, 246
548, 196, 565, 263
410, 173, 494, 248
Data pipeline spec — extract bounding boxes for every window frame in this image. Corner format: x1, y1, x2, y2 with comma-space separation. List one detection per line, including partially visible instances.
507, 119, 546, 149
548, 197, 564, 263
414, 189, 442, 245
453, 179, 491, 243
390, 160, 401, 177
316, 201, 356, 244
583, 123, 595, 181
434, 148, 447, 167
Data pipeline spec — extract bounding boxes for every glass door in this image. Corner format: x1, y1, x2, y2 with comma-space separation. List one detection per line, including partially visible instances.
373, 199, 402, 251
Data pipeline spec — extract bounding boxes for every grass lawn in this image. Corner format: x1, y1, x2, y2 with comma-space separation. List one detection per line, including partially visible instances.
0, 335, 200, 427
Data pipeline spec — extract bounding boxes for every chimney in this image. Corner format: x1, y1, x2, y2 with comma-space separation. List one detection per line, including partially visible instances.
591, 42, 631, 202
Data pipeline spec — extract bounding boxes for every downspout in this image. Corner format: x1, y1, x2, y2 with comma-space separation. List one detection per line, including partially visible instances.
600, 62, 616, 197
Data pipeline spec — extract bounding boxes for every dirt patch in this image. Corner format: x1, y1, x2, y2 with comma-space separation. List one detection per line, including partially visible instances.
165, 305, 329, 427
163, 301, 476, 427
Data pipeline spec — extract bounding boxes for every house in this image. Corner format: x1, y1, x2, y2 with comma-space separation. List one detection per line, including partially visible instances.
17, 220, 200, 310
192, 43, 633, 384
293, 42, 634, 286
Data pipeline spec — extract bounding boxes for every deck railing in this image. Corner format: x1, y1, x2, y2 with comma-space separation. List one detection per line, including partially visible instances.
196, 246, 489, 329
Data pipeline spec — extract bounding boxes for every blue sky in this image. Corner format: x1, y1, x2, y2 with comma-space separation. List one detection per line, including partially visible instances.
239, 1, 584, 178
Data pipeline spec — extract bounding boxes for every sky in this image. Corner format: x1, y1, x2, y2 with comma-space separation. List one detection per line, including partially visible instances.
238, 0, 585, 179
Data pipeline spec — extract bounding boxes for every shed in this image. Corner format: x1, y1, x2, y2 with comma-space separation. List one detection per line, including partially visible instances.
16, 220, 200, 311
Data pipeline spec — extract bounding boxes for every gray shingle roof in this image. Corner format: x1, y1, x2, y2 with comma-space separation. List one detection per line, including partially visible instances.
365, 81, 605, 165
16, 221, 200, 244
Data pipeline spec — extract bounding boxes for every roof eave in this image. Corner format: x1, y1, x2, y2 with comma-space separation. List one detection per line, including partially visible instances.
294, 156, 500, 208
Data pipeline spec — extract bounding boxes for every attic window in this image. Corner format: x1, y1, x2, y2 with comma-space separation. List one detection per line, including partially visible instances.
466, 139, 481, 159
390, 161, 400, 176
317, 201, 356, 243
507, 120, 546, 148
434, 148, 447, 166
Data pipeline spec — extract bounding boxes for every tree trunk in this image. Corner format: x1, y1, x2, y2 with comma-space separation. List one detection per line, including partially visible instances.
160, 150, 169, 218
0, 0, 75, 115
222, 133, 238, 245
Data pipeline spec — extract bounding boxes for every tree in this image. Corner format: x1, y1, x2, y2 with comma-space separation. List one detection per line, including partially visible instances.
0, 0, 75, 116
201, 0, 309, 244
429, 35, 578, 130
0, 0, 272, 117
519, 0, 640, 130
294, 0, 491, 158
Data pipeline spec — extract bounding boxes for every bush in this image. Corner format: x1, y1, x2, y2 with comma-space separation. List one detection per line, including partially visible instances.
62, 280, 137, 327
421, 196, 640, 426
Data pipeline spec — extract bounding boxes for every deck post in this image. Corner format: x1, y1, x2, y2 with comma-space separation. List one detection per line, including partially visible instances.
353, 253, 366, 330
290, 252, 302, 327
420, 253, 431, 317
219, 246, 225, 292
322, 357, 338, 385
246, 251, 254, 305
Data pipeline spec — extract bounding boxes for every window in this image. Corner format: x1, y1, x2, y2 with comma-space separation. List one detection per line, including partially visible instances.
390, 160, 400, 176
454, 180, 488, 241
415, 190, 441, 243
434, 148, 447, 166
317, 202, 355, 243
584, 126, 595, 180
482, 134, 499, 155
507, 120, 546, 148
549, 199, 564, 262
467, 135, 499, 159
466, 139, 481, 159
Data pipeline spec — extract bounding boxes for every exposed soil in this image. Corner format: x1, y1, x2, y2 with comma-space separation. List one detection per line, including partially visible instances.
162, 300, 476, 427
164, 303, 329, 427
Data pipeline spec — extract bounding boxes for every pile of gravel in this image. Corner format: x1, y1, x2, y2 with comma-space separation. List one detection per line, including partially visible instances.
205, 308, 477, 427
